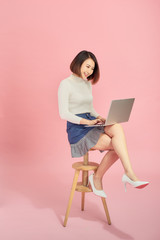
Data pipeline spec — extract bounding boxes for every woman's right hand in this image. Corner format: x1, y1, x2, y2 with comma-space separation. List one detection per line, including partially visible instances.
80, 118, 103, 125
87, 118, 103, 126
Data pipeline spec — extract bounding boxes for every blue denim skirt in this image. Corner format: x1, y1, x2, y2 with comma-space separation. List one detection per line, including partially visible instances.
67, 113, 105, 158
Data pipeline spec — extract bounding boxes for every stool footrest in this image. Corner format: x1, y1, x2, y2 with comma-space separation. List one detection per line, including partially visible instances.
76, 182, 92, 192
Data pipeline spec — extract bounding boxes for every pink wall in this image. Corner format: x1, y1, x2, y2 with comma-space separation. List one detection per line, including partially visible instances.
0, 1, 160, 239
0, 0, 160, 176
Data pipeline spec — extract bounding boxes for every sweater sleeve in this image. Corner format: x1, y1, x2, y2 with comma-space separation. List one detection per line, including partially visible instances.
90, 104, 100, 118
58, 80, 82, 124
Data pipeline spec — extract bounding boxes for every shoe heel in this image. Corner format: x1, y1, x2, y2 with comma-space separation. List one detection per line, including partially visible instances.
124, 182, 127, 192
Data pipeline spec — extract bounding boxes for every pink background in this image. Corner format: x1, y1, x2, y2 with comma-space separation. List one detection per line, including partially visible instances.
0, 0, 160, 239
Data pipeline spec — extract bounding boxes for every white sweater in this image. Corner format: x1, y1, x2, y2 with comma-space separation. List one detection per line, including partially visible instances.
58, 74, 99, 124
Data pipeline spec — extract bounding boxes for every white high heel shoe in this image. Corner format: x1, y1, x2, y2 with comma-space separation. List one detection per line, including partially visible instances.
89, 174, 107, 198
122, 174, 149, 192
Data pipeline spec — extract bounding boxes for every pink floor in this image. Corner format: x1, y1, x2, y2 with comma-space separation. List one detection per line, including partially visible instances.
0, 163, 159, 240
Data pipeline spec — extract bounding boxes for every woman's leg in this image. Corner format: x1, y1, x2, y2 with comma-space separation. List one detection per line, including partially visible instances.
91, 124, 139, 190
90, 132, 119, 190
93, 150, 119, 190
103, 124, 138, 181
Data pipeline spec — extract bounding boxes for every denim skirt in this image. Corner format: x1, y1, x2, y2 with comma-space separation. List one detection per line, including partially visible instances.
67, 113, 105, 158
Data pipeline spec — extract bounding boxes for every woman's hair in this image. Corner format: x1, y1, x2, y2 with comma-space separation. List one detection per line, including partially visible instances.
70, 50, 100, 84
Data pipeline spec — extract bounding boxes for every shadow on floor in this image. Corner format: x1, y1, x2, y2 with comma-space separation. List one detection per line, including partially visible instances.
0, 165, 134, 240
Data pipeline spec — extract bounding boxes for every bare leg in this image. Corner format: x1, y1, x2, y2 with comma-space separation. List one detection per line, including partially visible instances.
93, 150, 119, 190
103, 124, 138, 181
91, 124, 139, 190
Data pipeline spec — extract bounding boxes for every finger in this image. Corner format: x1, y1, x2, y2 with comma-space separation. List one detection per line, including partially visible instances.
97, 119, 101, 122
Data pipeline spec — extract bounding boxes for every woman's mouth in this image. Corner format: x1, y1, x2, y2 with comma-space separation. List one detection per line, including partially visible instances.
84, 73, 89, 78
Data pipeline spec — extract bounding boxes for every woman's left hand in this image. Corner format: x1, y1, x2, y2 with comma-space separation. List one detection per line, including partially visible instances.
97, 115, 106, 124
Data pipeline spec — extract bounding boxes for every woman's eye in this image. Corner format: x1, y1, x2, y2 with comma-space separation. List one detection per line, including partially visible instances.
86, 65, 94, 71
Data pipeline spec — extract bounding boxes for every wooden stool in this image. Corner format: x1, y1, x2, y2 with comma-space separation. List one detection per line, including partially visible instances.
63, 151, 111, 227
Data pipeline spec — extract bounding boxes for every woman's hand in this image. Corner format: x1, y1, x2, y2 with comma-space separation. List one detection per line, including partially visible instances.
97, 115, 106, 124
87, 118, 103, 126
80, 118, 103, 125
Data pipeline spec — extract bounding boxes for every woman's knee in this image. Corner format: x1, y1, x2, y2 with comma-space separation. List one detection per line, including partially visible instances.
104, 123, 124, 137
112, 123, 124, 133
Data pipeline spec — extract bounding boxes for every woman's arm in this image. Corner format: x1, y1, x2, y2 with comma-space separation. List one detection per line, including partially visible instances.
58, 80, 104, 125
58, 80, 82, 124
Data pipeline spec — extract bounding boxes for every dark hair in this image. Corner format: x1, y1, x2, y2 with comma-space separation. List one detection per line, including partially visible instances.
70, 50, 100, 84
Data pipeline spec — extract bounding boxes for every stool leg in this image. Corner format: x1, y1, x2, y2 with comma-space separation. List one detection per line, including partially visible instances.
81, 170, 88, 211
63, 170, 80, 227
101, 197, 111, 225
81, 192, 85, 211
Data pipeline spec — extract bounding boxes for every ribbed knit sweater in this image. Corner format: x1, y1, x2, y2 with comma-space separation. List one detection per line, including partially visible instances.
58, 74, 99, 124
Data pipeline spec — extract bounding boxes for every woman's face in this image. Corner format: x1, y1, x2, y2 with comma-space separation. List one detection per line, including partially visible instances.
80, 58, 95, 80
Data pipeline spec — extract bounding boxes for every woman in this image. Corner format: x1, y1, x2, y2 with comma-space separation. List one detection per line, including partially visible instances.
58, 50, 149, 198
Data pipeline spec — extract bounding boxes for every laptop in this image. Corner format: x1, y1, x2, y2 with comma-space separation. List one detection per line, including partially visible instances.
85, 98, 135, 127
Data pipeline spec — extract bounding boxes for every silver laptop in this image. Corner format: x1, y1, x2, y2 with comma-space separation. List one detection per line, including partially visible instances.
85, 98, 135, 127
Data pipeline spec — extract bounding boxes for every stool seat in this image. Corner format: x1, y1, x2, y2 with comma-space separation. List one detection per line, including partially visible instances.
72, 161, 99, 171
